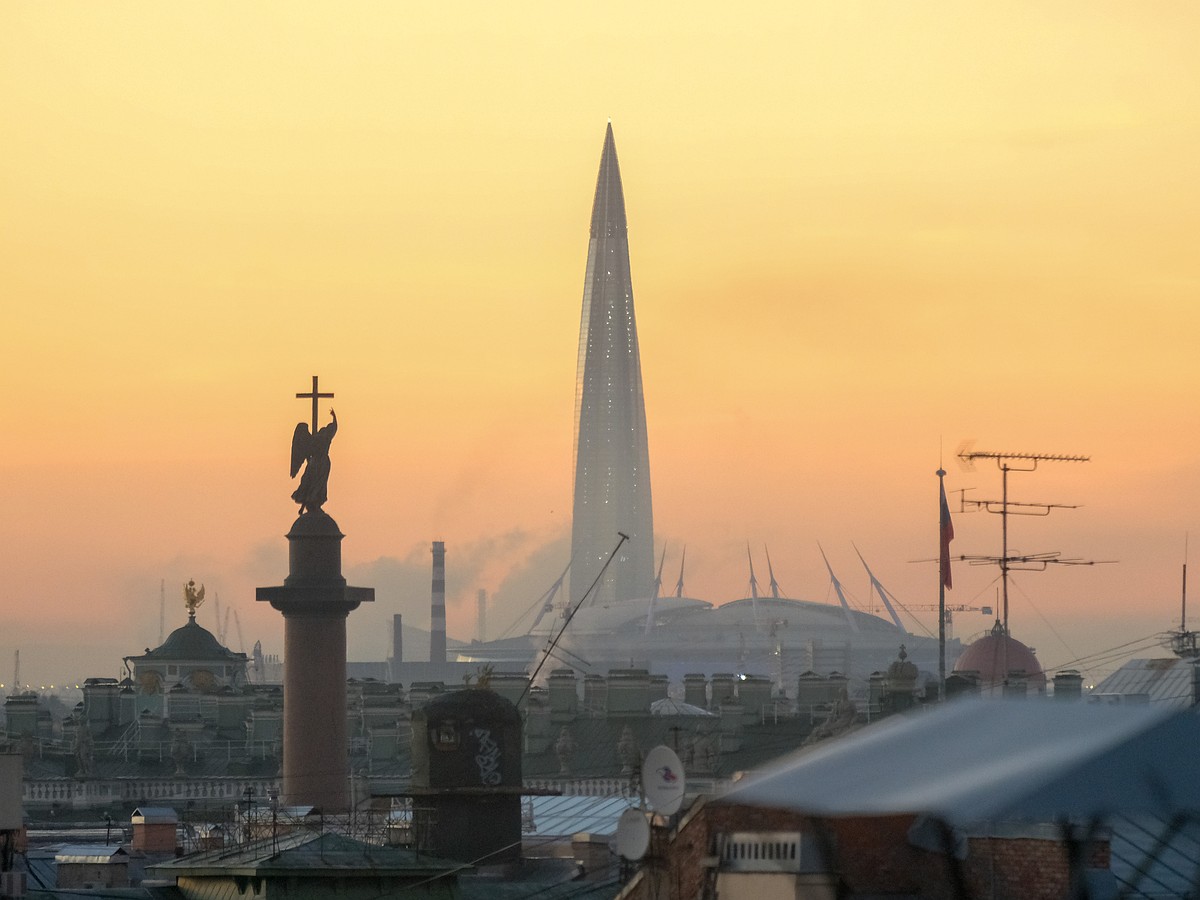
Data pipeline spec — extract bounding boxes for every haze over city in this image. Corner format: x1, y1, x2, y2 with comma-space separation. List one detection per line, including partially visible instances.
3, 3, 1198, 690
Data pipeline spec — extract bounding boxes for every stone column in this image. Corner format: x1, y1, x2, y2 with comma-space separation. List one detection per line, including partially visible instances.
257, 511, 373, 811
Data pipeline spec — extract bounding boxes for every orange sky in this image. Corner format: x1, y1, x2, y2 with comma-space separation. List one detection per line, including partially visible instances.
3, 2, 1199, 690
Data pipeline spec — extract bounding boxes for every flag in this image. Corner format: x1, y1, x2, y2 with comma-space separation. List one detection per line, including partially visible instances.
940, 479, 955, 589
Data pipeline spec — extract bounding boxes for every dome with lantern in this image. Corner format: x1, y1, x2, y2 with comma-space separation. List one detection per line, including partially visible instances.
952, 620, 1046, 692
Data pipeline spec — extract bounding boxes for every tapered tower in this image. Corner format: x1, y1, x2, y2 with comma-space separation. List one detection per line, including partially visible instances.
570, 123, 654, 606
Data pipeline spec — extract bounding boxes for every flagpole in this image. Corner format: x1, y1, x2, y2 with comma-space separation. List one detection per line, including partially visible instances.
937, 467, 947, 702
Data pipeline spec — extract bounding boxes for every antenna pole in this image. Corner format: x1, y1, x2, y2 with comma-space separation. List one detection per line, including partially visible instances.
1001, 463, 1010, 632
957, 448, 1091, 654
937, 468, 947, 702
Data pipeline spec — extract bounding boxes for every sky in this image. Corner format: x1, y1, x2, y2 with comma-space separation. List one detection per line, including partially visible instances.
3, 2, 1199, 691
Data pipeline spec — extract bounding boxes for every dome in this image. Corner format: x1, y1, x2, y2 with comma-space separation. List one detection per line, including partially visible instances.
145, 616, 243, 662
953, 621, 1046, 689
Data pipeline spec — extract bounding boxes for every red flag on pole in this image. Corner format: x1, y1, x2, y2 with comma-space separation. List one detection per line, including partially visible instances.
940, 480, 955, 589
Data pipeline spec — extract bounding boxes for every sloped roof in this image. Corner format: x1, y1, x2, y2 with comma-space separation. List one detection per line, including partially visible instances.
524, 795, 633, 837
1092, 657, 1194, 707
460, 858, 618, 900
649, 698, 714, 717
132, 807, 178, 824
722, 698, 1200, 825
56, 844, 129, 863
1108, 811, 1200, 897
152, 831, 460, 878
133, 617, 245, 663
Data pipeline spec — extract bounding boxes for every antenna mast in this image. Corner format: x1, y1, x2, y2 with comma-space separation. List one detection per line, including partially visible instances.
1170, 535, 1198, 659
957, 448, 1097, 634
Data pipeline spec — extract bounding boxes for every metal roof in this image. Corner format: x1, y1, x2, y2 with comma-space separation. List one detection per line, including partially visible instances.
1090, 657, 1194, 707
132, 806, 179, 824
55, 844, 130, 863
649, 698, 714, 717
151, 831, 460, 878
524, 795, 633, 838
723, 697, 1200, 825
1109, 811, 1200, 899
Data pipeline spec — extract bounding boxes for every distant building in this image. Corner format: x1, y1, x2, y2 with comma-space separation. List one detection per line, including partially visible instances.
55, 844, 143, 890
570, 123, 655, 608
461, 593, 964, 694
123, 608, 250, 713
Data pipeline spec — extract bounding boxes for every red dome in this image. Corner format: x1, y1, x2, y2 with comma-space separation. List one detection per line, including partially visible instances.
952, 622, 1046, 690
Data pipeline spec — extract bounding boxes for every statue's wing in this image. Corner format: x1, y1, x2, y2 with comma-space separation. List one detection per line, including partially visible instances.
290, 423, 311, 477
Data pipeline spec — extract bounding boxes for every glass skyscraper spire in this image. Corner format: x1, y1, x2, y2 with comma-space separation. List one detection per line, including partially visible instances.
570, 123, 654, 607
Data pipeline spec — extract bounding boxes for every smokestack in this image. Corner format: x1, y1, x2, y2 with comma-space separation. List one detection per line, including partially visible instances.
391, 614, 403, 664
431, 541, 447, 663
477, 589, 487, 643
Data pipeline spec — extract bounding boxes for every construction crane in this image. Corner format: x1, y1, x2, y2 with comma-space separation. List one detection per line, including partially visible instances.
232, 610, 247, 654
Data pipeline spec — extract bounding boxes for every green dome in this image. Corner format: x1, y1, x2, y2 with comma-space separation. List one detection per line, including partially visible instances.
146, 616, 242, 661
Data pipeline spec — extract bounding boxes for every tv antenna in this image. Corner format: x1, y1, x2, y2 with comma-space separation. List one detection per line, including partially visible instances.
1169, 535, 1197, 659
956, 447, 1107, 634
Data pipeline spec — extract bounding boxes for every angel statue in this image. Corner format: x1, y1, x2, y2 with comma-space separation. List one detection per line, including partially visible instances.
290, 408, 337, 514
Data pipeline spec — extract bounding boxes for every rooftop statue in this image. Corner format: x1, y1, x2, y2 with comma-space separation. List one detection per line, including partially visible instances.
288, 375, 338, 515
184, 579, 206, 619
290, 407, 337, 515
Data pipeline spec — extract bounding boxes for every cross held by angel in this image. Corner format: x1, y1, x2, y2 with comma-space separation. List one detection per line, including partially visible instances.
290, 376, 338, 515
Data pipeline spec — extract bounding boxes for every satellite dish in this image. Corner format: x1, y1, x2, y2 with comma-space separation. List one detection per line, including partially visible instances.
615, 807, 650, 861
642, 745, 686, 816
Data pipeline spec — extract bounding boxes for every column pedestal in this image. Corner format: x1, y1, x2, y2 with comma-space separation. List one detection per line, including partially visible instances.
257, 510, 373, 811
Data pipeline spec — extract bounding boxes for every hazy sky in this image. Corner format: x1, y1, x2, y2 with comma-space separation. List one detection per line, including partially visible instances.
3, 2, 1198, 690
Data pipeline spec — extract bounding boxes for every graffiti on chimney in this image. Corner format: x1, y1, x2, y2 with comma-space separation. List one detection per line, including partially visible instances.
472, 727, 502, 785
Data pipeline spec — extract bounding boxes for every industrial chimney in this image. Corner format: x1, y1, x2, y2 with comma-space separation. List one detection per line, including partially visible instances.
388, 613, 403, 682
431, 542, 447, 663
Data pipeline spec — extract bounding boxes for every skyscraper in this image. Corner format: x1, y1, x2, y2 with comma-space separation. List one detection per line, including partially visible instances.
570, 123, 654, 607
